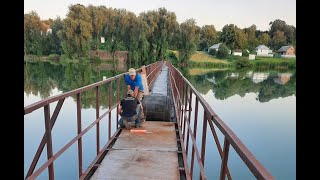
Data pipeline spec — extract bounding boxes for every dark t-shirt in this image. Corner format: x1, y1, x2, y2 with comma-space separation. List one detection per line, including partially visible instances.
120, 96, 140, 117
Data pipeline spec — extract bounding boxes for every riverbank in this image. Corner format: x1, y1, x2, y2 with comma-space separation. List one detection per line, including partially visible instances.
166, 50, 296, 70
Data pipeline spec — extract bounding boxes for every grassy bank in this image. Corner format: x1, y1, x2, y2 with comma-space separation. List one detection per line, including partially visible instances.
166, 50, 296, 70
189, 51, 232, 68
252, 57, 296, 70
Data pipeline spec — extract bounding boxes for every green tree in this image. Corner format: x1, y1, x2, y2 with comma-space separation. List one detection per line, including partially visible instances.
43, 17, 64, 55
199, 25, 218, 51
140, 10, 159, 63
268, 19, 296, 49
24, 11, 46, 55
258, 33, 271, 47
271, 30, 287, 50
88, 5, 109, 50
216, 43, 230, 59
234, 28, 248, 50
60, 4, 93, 59
178, 19, 198, 64
244, 25, 258, 51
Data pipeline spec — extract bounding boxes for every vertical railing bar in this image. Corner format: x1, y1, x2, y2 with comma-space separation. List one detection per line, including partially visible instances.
183, 83, 188, 140
26, 98, 64, 178
77, 93, 83, 177
208, 117, 232, 180
190, 97, 199, 178
179, 74, 184, 127
220, 138, 230, 180
182, 81, 187, 137
108, 81, 112, 140
44, 105, 54, 180
96, 86, 100, 155
116, 78, 120, 129
200, 110, 208, 180
186, 89, 193, 156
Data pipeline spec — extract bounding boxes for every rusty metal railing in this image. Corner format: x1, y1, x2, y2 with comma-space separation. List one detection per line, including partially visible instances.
167, 61, 274, 180
24, 61, 164, 180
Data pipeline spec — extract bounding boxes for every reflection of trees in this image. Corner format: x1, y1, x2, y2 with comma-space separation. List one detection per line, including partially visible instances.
184, 68, 296, 102
257, 72, 296, 102
24, 61, 126, 108
24, 62, 64, 98
213, 78, 260, 100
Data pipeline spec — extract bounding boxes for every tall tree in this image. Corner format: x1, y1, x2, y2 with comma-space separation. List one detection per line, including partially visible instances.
271, 30, 287, 50
244, 25, 258, 51
88, 5, 108, 50
60, 4, 92, 59
258, 33, 271, 47
220, 24, 247, 50
24, 11, 46, 55
199, 25, 218, 51
140, 10, 159, 63
178, 19, 198, 64
43, 17, 64, 55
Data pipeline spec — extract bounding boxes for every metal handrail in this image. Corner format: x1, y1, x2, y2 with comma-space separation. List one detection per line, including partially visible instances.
167, 61, 274, 180
24, 61, 164, 180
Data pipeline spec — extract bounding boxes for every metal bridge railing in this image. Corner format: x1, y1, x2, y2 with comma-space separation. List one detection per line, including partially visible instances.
167, 61, 274, 180
24, 61, 164, 180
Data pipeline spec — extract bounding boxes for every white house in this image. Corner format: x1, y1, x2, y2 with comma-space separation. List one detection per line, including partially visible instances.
255, 45, 273, 57
232, 49, 242, 56
208, 43, 221, 52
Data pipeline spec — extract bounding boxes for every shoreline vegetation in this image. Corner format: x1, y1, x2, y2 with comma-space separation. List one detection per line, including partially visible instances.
25, 49, 296, 71
165, 50, 296, 70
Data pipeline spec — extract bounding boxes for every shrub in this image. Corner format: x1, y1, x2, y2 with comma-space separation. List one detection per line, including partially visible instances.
242, 50, 249, 57
208, 48, 217, 56
235, 58, 252, 68
216, 44, 230, 59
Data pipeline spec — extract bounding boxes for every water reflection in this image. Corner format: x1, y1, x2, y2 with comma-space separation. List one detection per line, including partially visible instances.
182, 68, 295, 102
24, 61, 127, 107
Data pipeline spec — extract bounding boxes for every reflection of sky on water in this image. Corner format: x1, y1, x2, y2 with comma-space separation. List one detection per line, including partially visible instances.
24, 88, 119, 179
195, 90, 295, 180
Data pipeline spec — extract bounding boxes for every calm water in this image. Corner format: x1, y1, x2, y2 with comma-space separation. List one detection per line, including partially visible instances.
24, 62, 295, 179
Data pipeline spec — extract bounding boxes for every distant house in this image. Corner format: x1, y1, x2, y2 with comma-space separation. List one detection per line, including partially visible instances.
255, 45, 273, 57
208, 43, 221, 52
277, 45, 296, 58
232, 49, 242, 56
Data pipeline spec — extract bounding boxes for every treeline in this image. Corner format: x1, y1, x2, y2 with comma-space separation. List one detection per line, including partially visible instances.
24, 4, 296, 65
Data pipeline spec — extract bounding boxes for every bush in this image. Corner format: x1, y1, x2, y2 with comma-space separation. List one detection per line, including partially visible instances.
165, 50, 179, 64
216, 44, 230, 59
208, 48, 217, 56
235, 58, 252, 68
242, 50, 249, 57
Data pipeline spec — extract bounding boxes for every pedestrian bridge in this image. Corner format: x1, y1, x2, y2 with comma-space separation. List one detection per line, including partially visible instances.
24, 61, 274, 180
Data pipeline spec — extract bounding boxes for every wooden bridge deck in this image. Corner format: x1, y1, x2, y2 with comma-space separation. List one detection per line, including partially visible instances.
90, 121, 179, 180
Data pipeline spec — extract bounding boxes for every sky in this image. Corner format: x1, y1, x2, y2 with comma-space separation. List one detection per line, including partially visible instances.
24, 0, 296, 31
